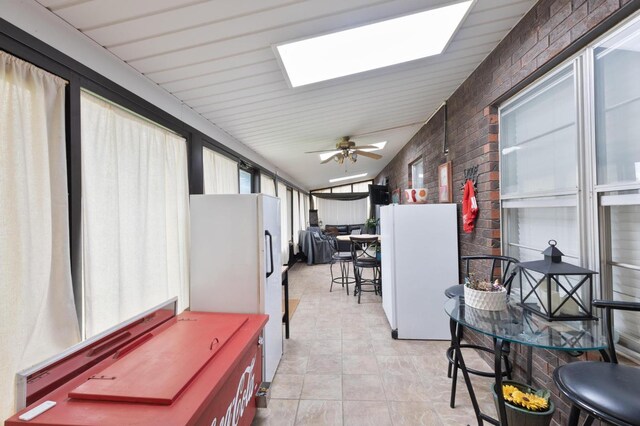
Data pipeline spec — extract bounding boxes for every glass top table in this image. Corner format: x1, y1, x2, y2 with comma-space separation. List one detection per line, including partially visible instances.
444, 296, 608, 352
444, 295, 608, 426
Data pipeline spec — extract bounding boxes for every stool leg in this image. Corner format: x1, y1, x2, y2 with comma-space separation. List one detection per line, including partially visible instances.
344, 261, 350, 295
329, 261, 335, 292
567, 405, 580, 426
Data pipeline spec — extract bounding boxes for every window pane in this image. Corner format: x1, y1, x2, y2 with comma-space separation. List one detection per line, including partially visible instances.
504, 206, 579, 263
352, 181, 373, 192
595, 20, 640, 185
610, 204, 640, 265
239, 169, 252, 194
411, 159, 424, 189
602, 202, 640, 355
611, 265, 640, 355
501, 66, 577, 195
332, 184, 351, 193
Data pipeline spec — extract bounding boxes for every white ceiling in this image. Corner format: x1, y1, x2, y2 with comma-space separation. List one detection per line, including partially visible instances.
36, 0, 535, 190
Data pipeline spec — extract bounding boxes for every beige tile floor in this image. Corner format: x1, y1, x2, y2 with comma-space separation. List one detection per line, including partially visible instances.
253, 263, 498, 426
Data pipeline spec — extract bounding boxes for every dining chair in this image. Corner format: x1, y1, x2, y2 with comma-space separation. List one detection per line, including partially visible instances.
445, 254, 519, 408
553, 299, 640, 426
350, 236, 381, 304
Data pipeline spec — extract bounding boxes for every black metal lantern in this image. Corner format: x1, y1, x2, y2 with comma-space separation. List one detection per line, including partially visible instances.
518, 240, 597, 321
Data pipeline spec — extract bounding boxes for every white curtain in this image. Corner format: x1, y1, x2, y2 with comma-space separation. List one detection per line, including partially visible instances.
303, 194, 309, 228
316, 197, 368, 225
292, 191, 300, 254
277, 182, 289, 262
81, 91, 190, 338
261, 174, 276, 196
203, 147, 238, 194
353, 181, 372, 219
0, 51, 80, 419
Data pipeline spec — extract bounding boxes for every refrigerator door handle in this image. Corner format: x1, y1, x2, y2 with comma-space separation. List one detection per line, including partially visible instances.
265, 230, 274, 278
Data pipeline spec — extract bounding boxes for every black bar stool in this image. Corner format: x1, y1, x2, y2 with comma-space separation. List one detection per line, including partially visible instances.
329, 235, 355, 294
350, 236, 380, 304
444, 255, 519, 408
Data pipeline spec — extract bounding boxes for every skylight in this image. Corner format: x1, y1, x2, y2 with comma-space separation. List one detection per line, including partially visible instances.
275, 1, 473, 87
330, 173, 368, 183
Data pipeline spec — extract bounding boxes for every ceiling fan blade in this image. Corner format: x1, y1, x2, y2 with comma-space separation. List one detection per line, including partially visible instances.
305, 149, 340, 154
351, 145, 379, 150
355, 150, 382, 160
321, 153, 342, 164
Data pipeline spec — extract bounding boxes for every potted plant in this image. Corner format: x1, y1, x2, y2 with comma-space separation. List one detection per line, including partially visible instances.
364, 217, 378, 235
463, 274, 507, 310
492, 381, 555, 426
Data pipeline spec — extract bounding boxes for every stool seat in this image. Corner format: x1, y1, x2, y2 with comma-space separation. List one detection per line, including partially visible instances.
332, 252, 352, 261
554, 362, 640, 426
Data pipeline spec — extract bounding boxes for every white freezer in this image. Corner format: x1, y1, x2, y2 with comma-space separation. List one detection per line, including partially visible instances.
381, 204, 459, 340
189, 194, 282, 382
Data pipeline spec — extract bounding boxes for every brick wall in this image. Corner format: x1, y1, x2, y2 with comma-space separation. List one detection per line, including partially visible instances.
375, 1, 639, 424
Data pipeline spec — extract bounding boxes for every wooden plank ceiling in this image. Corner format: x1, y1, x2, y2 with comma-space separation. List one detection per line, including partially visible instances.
37, 0, 535, 189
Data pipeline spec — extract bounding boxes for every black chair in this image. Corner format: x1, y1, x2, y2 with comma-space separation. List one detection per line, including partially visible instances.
553, 300, 640, 426
350, 236, 381, 304
445, 255, 519, 408
327, 235, 355, 295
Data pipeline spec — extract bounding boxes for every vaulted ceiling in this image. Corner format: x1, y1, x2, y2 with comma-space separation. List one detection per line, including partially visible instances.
36, 0, 535, 189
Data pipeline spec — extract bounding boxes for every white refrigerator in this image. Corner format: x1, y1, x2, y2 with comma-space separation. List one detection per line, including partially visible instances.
380, 203, 458, 340
190, 194, 282, 382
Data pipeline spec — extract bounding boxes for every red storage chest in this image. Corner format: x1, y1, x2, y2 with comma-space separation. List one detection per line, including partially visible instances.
5, 311, 268, 426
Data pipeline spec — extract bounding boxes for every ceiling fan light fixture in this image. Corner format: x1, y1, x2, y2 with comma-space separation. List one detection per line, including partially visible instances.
349, 151, 357, 163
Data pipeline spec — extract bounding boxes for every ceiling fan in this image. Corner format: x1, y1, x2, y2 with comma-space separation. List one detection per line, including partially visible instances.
305, 136, 383, 164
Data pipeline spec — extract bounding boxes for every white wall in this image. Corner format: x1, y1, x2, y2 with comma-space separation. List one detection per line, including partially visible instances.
0, 0, 304, 190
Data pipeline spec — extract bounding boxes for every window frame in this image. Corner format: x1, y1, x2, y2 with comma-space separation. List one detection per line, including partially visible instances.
499, 58, 586, 267
500, 11, 640, 358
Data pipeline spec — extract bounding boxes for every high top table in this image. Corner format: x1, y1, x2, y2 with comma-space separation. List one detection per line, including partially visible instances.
444, 296, 608, 426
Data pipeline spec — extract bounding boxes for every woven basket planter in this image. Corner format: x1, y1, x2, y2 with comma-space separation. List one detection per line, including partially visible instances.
464, 286, 507, 311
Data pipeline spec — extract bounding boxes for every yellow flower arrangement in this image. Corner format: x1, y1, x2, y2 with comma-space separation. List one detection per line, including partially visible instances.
502, 384, 550, 412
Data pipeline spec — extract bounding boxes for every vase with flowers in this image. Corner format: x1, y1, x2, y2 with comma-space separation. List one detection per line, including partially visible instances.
463, 273, 507, 310
492, 381, 555, 426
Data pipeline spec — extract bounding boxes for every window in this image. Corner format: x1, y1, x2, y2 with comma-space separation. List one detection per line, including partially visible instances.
594, 16, 640, 359
501, 14, 640, 358
310, 180, 372, 225
410, 158, 424, 189
203, 147, 239, 194
0, 51, 80, 420
81, 91, 190, 338
239, 168, 252, 194
501, 64, 580, 269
